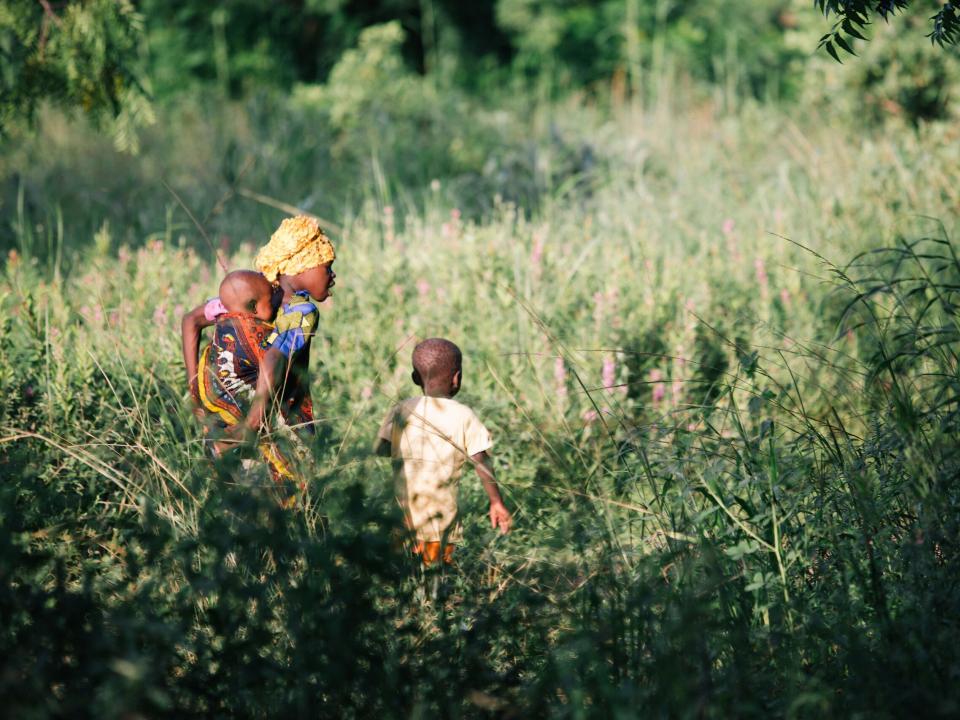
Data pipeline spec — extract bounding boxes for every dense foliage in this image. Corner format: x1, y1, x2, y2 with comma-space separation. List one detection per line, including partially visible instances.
0, 0, 152, 149
3, 89, 960, 713
2, 1, 960, 717
5, 0, 960, 151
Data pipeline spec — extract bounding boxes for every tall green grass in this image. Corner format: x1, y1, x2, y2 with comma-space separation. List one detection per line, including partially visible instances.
1, 94, 958, 717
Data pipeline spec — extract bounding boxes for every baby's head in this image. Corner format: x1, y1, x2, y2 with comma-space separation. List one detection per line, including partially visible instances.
219, 270, 276, 321
412, 338, 463, 398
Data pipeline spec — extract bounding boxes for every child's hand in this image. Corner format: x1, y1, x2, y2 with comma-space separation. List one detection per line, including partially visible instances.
489, 502, 512, 535
225, 422, 256, 443
211, 439, 233, 456
212, 424, 255, 455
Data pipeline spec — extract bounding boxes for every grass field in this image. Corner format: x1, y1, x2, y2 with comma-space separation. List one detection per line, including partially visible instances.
2, 92, 959, 717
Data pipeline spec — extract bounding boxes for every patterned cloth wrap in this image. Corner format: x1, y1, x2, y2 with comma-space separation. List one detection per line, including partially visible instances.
197, 291, 319, 505
264, 291, 319, 434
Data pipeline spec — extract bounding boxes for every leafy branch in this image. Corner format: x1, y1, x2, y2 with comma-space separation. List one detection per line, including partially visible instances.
815, 0, 960, 61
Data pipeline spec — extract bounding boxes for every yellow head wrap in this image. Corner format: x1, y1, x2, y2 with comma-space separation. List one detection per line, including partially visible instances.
255, 215, 336, 283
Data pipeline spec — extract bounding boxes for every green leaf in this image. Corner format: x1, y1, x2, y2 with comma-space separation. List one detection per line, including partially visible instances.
725, 539, 760, 561
835, 35, 856, 56
841, 20, 868, 41
745, 571, 767, 592
824, 40, 842, 63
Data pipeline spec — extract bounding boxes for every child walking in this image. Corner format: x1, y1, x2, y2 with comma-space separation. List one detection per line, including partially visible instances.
181, 215, 337, 501
376, 338, 511, 566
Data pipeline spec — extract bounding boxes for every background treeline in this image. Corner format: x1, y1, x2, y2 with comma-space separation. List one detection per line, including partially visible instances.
3, 0, 959, 258
4, 1, 960, 131
137, 0, 802, 98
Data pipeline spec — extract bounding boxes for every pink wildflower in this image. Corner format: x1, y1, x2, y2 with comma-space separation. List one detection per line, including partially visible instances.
531, 229, 545, 270
554, 357, 568, 399
685, 299, 697, 333
773, 207, 785, 231
723, 220, 741, 262
153, 304, 168, 326
602, 355, 616, 390
650, 369, 665, 407
416, 278, 431, 298
755, 257, 769, 299
672, 379, 684, 405
361, 386, 373, 400
780, 288, 791, 307
443, 209, 462, 240
582, 408, 599, 423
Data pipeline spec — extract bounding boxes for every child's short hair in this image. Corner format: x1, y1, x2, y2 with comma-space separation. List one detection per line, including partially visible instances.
412, 338, 462, 382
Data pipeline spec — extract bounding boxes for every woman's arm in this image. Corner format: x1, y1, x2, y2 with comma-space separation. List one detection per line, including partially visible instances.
181, 304, 214, 401
243, 347, 287, 432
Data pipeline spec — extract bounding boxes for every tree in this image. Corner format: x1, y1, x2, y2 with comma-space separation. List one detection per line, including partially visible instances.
815, 1, 960, 60
0, 0, 153, 151
495, 0, 805, 100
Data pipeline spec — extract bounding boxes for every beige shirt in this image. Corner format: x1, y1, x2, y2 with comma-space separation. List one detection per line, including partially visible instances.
377, 396, 493, 543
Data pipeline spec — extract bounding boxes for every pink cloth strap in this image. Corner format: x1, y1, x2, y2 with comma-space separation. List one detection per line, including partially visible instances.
203, 297, 227, 322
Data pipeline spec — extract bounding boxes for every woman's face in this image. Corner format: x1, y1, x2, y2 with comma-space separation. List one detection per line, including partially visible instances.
295, 262, 336, 301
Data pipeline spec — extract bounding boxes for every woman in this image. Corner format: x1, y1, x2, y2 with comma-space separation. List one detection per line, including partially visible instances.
181, 216, 337, 504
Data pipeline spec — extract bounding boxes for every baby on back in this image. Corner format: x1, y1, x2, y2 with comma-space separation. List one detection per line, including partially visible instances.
218, 270, 277, 321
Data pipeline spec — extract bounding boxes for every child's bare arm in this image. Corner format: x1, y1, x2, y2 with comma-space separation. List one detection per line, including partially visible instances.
181, 304, 213, 401
470, 450, 511, 534
374, 438, 392, 457
374, 407, 396, 457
